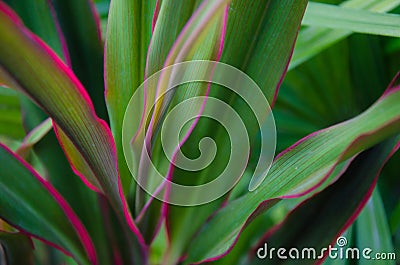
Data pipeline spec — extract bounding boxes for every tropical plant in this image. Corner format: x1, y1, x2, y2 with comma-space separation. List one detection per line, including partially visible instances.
0, 0, 399, 264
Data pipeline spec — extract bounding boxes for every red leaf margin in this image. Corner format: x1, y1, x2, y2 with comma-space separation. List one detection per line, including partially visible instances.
0, 143, 98, 265
0, 2, 146, 247
188, 80, 400, 264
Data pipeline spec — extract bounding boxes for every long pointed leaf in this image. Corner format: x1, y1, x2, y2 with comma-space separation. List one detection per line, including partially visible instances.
105, 0, 158, 195
165, 1, 307, 263
249, 136, 399, 265
186, 80, 400, 263
2, 2, 115, 262
290, 0, 400, 69
0, 232, 33, 265
0, 4, 145, 259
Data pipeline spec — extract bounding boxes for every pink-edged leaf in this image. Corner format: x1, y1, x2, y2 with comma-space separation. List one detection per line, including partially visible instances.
105, 0, 158, 195
0, 3, 146, 258
0, 2, 111, 195
164, 0, 307, 262
186, 79, 400, 263
248, 136, 399, 265
0, 144, 97, 265
0, 231, 34, 265
15, 117, 52, 158
51, 0, 109, 121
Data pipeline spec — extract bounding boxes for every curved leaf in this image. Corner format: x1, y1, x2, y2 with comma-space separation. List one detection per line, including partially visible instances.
51, 0, 108, 122
1, 1, 119, 220
2, 2, 115, 263
0, 232, 33, 265
15, 118, 52, 158
249, 136, 399, 265
0, 4, 146, 261
186, 82, 400, 263
303, 2, 400, 38
0, 144, 96, 265
356, 188, 396, 265
105, 0, 158, 194
0, 87, 24, 139
165, 0, 307, 263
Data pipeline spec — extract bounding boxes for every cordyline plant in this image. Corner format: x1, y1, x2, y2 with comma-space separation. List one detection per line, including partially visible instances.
0, 0, 400, 264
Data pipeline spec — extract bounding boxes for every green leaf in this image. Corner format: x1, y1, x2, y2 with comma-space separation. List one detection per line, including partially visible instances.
164, 0, 308, 263
0, 145, 96, 265
0, 1, 117, 219
0, 232, 33, 265
390, 199, 400, 235
51, 0, 109, 122
290, 0, 400, 70
0, 5, 145, 262
321, 228, 354, 265
3, 0, 65, 57
0, 87, 24, 139
356, 188, 396, 265
248, 136, 399, 265
143, 0, 227, 130
303, 2, 400, 37
186, 83, 400, 263
1, 2, 115, 262
18, 101, 114, 265
105, 0, 158, 195
133, 0, 229, 243
276, 34, 397, 152
15, 118, 52, 158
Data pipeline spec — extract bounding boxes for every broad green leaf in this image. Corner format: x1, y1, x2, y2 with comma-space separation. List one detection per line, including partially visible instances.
290, 0, 400, 70
105, 0, 158, 195
164, 1, 308, 263
0, 5, 145, 261
248, 137, 399, 265
0, 232, 33, 265
356, 188, 396, 265
51, 0, 109, 121
0, 145, 96, 265
186, 84, 400, 263
303, 2, 400, 37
